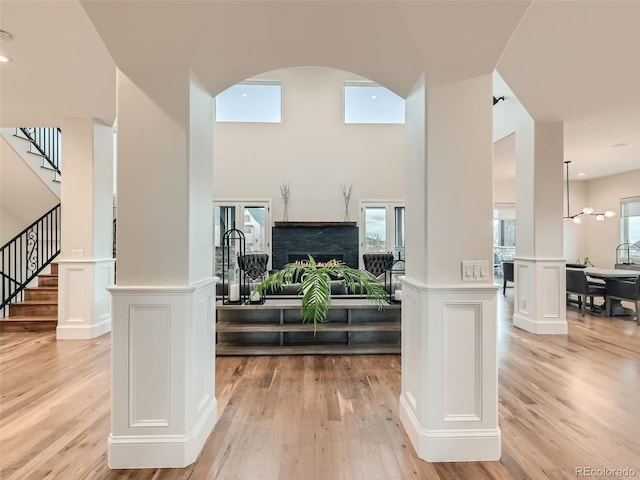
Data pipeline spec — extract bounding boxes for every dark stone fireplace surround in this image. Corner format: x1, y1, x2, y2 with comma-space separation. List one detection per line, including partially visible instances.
272, 222, 359, 269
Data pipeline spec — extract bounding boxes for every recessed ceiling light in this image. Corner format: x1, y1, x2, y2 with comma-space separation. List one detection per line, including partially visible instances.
371, 95, 377, 100
577, 172, 586, 177
0, 55, 11, 63
612, 142, 627, 148
242, 93, 247, 97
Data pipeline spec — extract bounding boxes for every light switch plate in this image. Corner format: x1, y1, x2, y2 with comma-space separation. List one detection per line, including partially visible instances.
461, 260, 490, 282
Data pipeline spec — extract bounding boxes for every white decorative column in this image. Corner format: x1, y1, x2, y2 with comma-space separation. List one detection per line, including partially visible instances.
512, 119, 567, 334
400, 73, 500, 462
57, 118, 115, 339
107, 70, 217, 468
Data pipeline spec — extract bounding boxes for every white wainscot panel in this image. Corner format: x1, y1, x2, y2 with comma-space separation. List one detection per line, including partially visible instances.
194, 293, 212, 413
542, 266, 561, 318
129, 305, 171, 427
403, 293, 419, 411
64, 267, 86, 322
96, 263, 113, 322
516, 263, 529, 315
443, 303, 482, 422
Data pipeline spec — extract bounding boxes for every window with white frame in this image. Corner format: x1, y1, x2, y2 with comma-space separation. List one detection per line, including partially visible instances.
359, 202, 405, 264
215, 82, 282, 123
493, 204, 516, 276
621, 196, 640, 264
213, 201, 271, 277
344, 83, 405, 124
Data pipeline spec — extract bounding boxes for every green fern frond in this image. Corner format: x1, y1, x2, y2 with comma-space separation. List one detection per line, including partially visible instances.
253, 254, 388, 335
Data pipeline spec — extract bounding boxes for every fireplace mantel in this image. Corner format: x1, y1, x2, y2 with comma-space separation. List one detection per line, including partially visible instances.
274, 221, 357, 227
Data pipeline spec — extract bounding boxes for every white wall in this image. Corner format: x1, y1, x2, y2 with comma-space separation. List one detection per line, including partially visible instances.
584, 169, 640, 267
492, 170, 640, 267
0, 136, 60, 244
563, 180, 588, 264
212, 67, 405, 222
493, 180, 515, 205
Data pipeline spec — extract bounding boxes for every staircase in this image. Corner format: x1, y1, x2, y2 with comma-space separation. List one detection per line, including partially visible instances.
1, 126, 62, 331
1, 263, 58, 333
0, 127, 61, 198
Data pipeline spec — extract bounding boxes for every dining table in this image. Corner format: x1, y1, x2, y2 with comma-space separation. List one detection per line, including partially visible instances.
583, 267, 640, 316
583, 267, 640, 280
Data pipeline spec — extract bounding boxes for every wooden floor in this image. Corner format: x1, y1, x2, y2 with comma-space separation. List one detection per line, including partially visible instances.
1, 295, 639, 479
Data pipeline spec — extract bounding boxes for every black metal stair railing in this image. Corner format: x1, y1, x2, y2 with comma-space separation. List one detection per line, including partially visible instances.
18, 127, 61, 176
1, 204, 61, 317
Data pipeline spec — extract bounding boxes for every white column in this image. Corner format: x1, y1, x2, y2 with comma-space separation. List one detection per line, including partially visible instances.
57, 118, 115, 339
107, 70, 217, 469
513, 119, 567, 334
400, 73, 500, 462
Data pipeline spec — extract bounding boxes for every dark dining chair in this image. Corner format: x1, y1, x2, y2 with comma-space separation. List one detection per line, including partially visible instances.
566, 269, 606, 316
605, 276, 640, 324
502, 261, 514, 296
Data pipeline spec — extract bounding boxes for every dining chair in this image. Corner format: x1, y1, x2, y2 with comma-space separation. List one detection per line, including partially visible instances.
605, 276, 640, 324
502, 261, 514, 296
566, 269, 606, 316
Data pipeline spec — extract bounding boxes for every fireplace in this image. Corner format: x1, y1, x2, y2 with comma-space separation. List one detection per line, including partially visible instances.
287, 253, 344, 264
272, 222, 358, 269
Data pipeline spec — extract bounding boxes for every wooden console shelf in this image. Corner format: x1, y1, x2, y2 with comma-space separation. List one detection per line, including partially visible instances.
216, 298, 401, 355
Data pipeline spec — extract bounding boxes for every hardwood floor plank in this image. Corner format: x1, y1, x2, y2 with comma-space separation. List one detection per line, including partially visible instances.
1, 294, 639, 479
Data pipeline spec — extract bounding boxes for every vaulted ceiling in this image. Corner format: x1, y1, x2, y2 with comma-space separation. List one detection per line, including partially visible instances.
0, 0, 638, 180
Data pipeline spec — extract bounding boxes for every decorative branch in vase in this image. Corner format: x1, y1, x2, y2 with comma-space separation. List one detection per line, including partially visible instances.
341, 184, 352, 222
280, 181, 290, 221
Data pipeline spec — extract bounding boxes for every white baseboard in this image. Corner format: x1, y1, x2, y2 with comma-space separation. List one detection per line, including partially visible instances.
513, 314, 568, 334
400, 394, 501, 462
108, 397, 218, 469
56, 317, 111, 339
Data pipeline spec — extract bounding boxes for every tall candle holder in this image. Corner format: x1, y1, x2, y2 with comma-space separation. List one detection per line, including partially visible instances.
385, 256, 405, 304
222, 228, 246, 305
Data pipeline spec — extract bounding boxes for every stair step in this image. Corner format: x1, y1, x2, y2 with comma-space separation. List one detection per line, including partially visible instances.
0, 316, 57, 333
50, 263, 58, 275
13, 131, 30, 140
27, 149, 47, 158
38, 274, 58, 287
24, 287, 58, 301
40, 163, 58, 171
9, 301, 57, 317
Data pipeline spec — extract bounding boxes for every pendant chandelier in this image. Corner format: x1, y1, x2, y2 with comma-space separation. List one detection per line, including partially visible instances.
564, 161, 616, 224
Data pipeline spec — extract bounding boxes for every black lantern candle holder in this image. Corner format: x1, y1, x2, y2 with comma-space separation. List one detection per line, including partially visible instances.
222, 228, 246, 305
385, 258, 405, 303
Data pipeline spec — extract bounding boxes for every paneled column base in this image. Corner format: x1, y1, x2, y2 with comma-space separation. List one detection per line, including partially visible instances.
57, 259, 115, 339
399, 278, 500, 462
107, 278, 218, 469
400, 395, 501, 462
512, 258, 567, 334
108, 400, 218, 469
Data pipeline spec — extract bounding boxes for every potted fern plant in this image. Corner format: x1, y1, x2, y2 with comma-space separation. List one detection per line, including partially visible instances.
254, 255, 388, 332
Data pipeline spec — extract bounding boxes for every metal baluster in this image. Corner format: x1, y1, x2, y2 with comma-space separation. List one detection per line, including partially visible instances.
44, 215, 46, 263
18, 236, 21, 299
2, 248, 5, 316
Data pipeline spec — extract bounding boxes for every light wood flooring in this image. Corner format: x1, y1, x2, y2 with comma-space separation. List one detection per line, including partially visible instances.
0, 295, 639, 479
